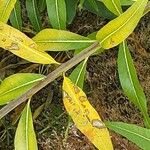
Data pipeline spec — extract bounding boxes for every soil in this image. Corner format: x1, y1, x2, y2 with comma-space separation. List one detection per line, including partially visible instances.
0, 6, 150, 150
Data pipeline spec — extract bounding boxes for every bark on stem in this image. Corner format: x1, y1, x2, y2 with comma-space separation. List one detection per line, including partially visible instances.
0, 42, 100, 119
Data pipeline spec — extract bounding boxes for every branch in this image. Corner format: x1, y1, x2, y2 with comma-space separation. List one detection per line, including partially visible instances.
0, 42, 100, 119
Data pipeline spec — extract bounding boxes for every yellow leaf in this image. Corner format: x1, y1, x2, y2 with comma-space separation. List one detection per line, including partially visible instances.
32, 29, 96, 51
96, 0, 148, 49
0, 0, 17, 23
0, 21, 59, 64
63, 77, 113, 150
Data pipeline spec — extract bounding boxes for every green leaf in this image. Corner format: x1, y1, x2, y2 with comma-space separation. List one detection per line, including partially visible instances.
33, 29, 96, 51
69, 58, 88, 89
0, 73, 45, 105
87, 0, 99, 12
26, 0, 42, 32
143, 1, 150, 16
96, 0, 148, 49
15, 100, 38, 150
106, 121, 150, 150
0, 21, 58, 64
0, 0, 17, 23
46, 0, 66, 29
102, 0, 122, 15
97, 0, 136, 6
65, 0, 78, 25
79, 0, 85, 10
84, 1, 115, 19
10, 0, 22, 31
120, 0, 136, 5
118, 41, 150, 128
38, 0, 46, 12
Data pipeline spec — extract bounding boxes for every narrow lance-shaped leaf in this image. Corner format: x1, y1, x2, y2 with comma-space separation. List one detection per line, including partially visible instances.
87, 0, 99, 13
15, 100, 38, 150
65, 0, 78, 25
0, 73, 45, 105
46, 0, 66, 29
96, 0, 148, 49
118, 41, 150, 128
26, 0, 42, 32
10, 0, 22, 31
79, 0, 85, 10
143, 1, 150, 16
63, 77, 113, 150
120, 0, 136, 5
38, 0, 46, 12
0, 0, 17, 23
84, 1, 116, 19
106, 121, 150, 150
97, 0, 136, 6
0, 21, 58, 64
69, 58, 88, 89
102, 0, 122, 16
33, 29, 96, 51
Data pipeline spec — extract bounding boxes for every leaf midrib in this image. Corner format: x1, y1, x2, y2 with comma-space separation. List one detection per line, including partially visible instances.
1, 0, 11, 20
100, 0, 145, 43
122, 41, 149, 124
32, 0, 41, 31
35, 40, 96, 43
0, 31, 53, 62
108, 123, 150, 142
112, 0, 122, 15
55, 0, 61, 29
0, 77, 44, 97
64, 78, 109, 150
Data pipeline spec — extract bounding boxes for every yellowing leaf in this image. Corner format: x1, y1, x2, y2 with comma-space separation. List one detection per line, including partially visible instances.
0, 21, 58, 64
15, 100, 38, 150
63, 77, 113, 150
0, 0, 17, 23
0, 73, 45, 105
96, 0, 148, 49
33, 29, 96, 51
102, 0, 122, 16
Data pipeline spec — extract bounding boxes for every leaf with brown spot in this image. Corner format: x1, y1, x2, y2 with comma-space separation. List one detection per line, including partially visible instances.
63, 76, 113, 150
0, 21, 58, 64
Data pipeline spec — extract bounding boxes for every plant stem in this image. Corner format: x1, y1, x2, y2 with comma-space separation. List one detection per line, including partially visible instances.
0, 42, 100, 119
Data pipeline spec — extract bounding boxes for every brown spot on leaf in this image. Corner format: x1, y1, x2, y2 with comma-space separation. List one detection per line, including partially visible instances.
6, 43, 19, 51
2, 38, 6, 42
79, 96, 87, 102
73, 85, 80, 94
30, 43, 37, 49
91, 119, 106, 129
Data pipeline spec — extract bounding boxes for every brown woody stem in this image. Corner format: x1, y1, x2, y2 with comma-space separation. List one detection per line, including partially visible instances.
0, 42, 100, 119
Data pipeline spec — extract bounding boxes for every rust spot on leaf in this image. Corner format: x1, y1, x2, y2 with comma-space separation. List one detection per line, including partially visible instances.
79, 96, 87, 102
2, 38, 6, 42
6, 42, 19, 51
73, 85, 80, 94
